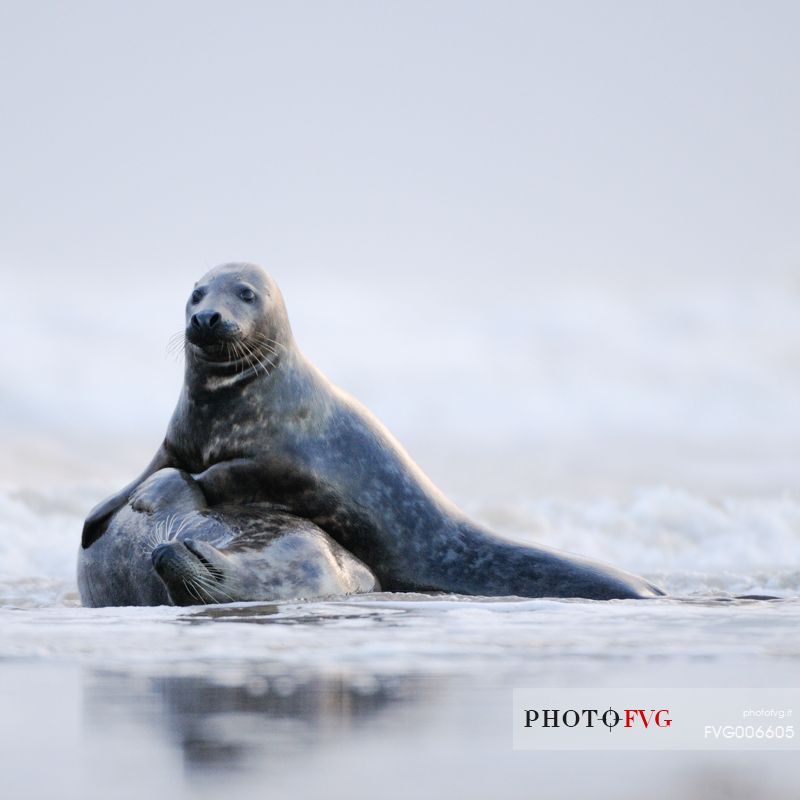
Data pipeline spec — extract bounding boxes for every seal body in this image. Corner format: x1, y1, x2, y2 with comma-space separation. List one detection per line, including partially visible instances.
82, 263, 663, 600
79, 468, 379, 607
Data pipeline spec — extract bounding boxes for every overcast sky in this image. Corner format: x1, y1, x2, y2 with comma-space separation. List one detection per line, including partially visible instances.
2, 2, 799, 491
2, 1, 798, 286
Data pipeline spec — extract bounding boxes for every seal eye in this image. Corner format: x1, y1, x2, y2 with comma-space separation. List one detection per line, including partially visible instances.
190, 289, 204, 304
239, 288, 256, 303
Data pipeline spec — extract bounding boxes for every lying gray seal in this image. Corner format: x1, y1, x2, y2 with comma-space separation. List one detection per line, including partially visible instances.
79, 468, 378, 607
82, 262, 663, 600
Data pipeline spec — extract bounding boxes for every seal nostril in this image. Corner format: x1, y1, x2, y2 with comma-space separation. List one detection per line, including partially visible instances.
191, 311, 222, 331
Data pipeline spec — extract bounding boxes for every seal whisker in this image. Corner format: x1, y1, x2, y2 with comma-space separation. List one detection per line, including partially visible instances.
253, 342, 277, 371
251, 334, 287, 352
166, 514, 182, 541
148, 520, 167, 548
147, 526, 161, 549
230, 340, 243, 373
223, 338, 260, 378
191, 581, 212, 604
251, 339, 280, 357
157, 516, 170, 544
193, 573, 237, 604
236, 340, 252, 374
244, 336, 278, 373
139, 534, 156, 556
186, 576, 213, 605
242, 339, 269, 375
249, 335, 282, 359
235, 339, 257, 375
166, 331, 187, 362
141, 518, 167, 556
172, 515, 194, 540
181, 578, 204, 604
249, 332, 281, 350
233, 339, 252, 375
191, 573, 232, 603
236, 338, 263, 375
159, 516, 171, 544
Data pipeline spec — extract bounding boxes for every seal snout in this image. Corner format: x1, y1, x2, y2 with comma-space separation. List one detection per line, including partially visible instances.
187, 309, 227, 348
151, 539, 226, 582
191, 310, 221, 331
151, 541, 195, 575
150, 538, 234, 606
185, 308, 242, 353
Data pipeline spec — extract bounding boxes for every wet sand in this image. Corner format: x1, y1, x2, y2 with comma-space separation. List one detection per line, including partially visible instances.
2, 596, 799, 800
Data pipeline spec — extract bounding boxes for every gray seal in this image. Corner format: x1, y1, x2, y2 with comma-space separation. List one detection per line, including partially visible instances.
79, 467, 378, 607
82, 262, 663, 600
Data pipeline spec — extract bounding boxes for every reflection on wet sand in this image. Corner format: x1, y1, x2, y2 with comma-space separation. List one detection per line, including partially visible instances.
84, 668, 418, 776
78, 663, 800, 800
186, 603, 282, 622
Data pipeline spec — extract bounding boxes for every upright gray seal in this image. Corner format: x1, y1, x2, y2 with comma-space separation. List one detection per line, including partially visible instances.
82, 262, 663, 600
79, 467, 379, 607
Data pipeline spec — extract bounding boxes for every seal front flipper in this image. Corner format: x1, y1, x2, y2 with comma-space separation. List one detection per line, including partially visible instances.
81, 443, 172, 549
192, 458, 265, 505
130, 467, 206, 514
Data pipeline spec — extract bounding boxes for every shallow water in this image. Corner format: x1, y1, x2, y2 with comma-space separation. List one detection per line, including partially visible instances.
3, 597, 800, 799
2, 483, 800, 799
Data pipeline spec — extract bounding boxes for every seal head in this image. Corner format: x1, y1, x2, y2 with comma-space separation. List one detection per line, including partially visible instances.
79, 468, 379, 607
183, 263, 292, 391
